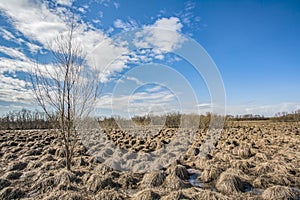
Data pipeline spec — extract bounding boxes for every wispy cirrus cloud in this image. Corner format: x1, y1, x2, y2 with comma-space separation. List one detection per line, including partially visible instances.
0, 73, 34, 104
126, 76, 144, 85
0, 28, 16, 41
0, 46, 28, 61
113, 18, 137, 31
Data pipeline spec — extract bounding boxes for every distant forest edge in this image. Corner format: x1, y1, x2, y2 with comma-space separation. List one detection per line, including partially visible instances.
0, 108, 300, 130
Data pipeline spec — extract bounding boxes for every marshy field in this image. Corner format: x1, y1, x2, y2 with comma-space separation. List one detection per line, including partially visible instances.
0, 121, 299, 200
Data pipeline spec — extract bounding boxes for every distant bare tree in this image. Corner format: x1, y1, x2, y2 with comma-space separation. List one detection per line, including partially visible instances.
31, 20, 99, 170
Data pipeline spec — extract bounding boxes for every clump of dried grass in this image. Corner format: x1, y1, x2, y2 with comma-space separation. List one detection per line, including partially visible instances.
253, 173, 294, 188
262, 185, 298, 200
55, 147, 65, 158
118, 173, 143, 189
40, 154, 56, 162
215, 171, 252, 195
214, 152, 235, 163
20, 170, 37, 183
200, 166, 223, 183
253, 152, 269, 162
233, 146, 253, 159
193, 158, 209, 170
86, 174, 118, 192
73, 157, 89, 167
95, 189, 127, 200
160, 191, 186, 200
225, 168, 252, 180
133, 189, 160, 200
253, 161, 295, 176
56, 169, 79, 190
164, 173, 190, 190
27, 160, 43, 169
230, 159, 255, 173
191, 189, 230, 200
31, 169, 78, 193
93, 164, 113, 175
173, 165, 189, 180
252, 162, 274, 176
40, 161, 59, 171
44, 190, 85, 200
179, 187, 229, 200
32, 176, 56, 193
141, 171, 166, 188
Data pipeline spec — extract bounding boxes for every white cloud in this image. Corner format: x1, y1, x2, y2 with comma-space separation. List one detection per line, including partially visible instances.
0, 0, 127, 83
113, 18, 137, 31
145, 85, 162, 92
0, 27, 42, 53
0, 73, 34, 104
154, 54, 164, 60
181, 1, 196, 25
0, 0, 67, 46
113, 2, 120, 9
0, 28, 15, 41
184, 1, 196, 12
0, 57, 33, 74
197, 103, 212, 109
56, 0, 73, 6
87, 36, 130, 82
0, 0, 106, 54
0, 1, 194, 114
0, 46, 29, 61
134, 17, 185, 53
25, 42, 41, 53
151, 17, 183, 32
126, 76, 144, 85
78, 7, 86, 13
97, 17, 186, 75
96, 88, 179, 116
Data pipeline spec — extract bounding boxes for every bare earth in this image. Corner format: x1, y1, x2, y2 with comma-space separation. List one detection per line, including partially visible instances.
0, 121, 299, 200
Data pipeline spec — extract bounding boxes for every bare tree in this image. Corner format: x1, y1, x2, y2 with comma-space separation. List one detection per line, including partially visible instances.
31, 20, 99, 170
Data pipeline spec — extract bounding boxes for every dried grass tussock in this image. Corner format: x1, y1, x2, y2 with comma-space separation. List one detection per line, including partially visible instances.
133, 189, 160, 200
215, 171, 252, 194
262, 185, 298, 200
140, 170, 166, 188
191, 189, 230, 200
0, 122, 299, 199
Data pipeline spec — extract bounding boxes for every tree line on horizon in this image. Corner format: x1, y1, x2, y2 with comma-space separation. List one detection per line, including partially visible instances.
1, 108, 299, 130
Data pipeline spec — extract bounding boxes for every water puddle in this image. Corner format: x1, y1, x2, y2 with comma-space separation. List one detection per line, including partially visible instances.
187, 168, 203, 188
250, 188, 263, 195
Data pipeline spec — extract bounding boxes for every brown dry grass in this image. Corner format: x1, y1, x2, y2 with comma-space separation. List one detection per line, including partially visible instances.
215, 171, 252, 195
262, 185, 298, 200
0, 121, 299, 199
140, 170, 166, 188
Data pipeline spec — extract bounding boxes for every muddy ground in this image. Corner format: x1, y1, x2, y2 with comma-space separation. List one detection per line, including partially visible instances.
0, 121, 299, 199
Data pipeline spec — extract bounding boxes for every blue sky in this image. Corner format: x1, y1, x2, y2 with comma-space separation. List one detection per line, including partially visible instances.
0, 0, 299, 117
